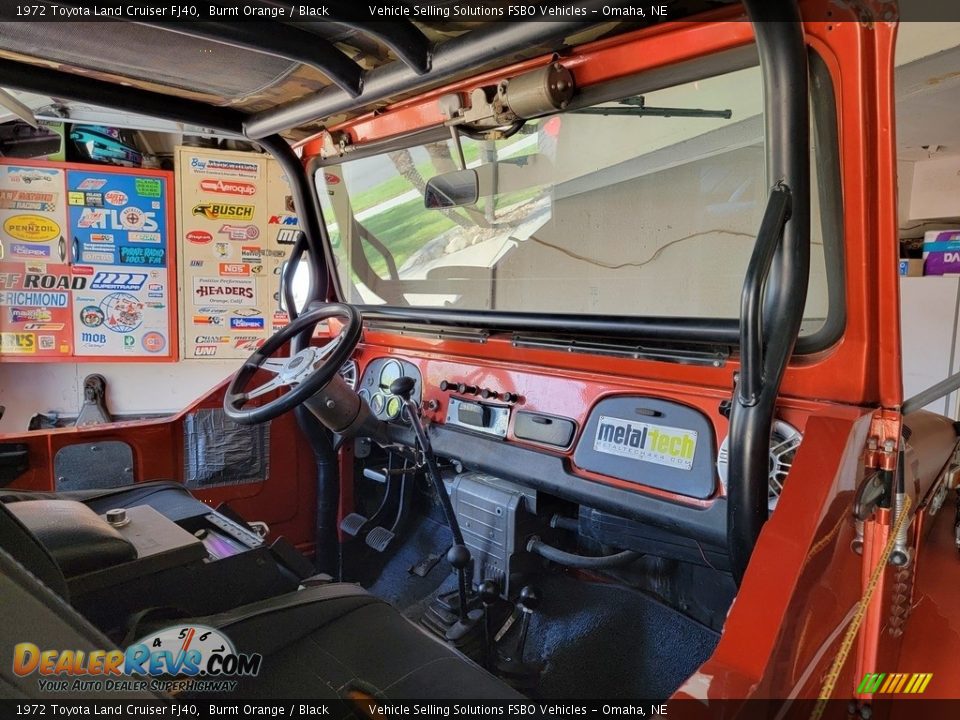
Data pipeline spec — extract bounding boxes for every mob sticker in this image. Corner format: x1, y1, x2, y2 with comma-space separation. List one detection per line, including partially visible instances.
593, 416, 697, 471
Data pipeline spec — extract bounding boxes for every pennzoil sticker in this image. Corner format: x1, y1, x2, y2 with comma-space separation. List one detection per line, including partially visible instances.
593, 416, 697, 471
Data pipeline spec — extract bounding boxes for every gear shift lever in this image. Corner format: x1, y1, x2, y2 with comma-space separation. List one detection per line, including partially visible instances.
390, 377, 472, 618
479, 579, 500, 668
514, 585, 541, 662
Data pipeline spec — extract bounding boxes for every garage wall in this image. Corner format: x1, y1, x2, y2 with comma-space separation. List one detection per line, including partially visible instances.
0, 360, 237, 432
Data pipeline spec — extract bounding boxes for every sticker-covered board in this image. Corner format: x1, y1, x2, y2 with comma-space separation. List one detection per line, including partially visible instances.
0, 164, 68, 264
0, 261, 74, 357
0, 159, 177, 362
71, 264, 171, 357
176, 147, 294, 359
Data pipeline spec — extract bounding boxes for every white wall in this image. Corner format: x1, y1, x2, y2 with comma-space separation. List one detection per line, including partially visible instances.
0, 360, 237, 433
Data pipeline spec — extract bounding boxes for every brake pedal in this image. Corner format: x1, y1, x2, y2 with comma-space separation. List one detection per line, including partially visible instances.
365, 526, 395, 552
340, 512, 369, 537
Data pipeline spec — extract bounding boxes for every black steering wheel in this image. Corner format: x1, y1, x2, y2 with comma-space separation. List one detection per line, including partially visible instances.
223, 303, 362, 425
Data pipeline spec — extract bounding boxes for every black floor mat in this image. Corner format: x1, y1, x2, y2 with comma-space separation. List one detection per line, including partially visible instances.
345, 514, 456, 614
526, 573, 719, 699
352, 519, 720, 699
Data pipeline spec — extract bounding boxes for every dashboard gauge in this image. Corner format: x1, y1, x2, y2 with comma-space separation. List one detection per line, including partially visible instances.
358, 388, 371, 404
385, 395, 402, 420
379, 360, 403, 392
370, 392, 386, 416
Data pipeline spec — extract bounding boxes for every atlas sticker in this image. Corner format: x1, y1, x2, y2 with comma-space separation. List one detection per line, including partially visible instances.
593, 416, 697, 471
192, 203, 254, 221
3, 215, 60, 243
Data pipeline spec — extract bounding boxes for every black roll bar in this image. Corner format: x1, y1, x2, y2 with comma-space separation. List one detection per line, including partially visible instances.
727, 2, 811, 583
738, 186, 792, 406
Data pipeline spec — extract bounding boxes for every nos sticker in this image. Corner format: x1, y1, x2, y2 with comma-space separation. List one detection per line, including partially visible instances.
593, 416, 697, 471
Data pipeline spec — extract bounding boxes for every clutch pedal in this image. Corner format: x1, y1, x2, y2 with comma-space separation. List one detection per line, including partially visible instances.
340, 512, 369, 537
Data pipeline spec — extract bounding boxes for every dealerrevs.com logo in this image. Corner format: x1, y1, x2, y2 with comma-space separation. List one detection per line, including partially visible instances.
13, 625, 261, 694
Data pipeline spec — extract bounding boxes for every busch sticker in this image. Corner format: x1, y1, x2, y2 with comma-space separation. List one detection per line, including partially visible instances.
593, 416, 697, 471
192, 203, 255, 221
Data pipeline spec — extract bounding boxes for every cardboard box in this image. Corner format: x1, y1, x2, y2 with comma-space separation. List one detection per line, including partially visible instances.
922, 230, 960, 275
899, 259, 924, 276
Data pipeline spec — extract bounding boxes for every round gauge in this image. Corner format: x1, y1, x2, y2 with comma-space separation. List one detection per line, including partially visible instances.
385, 395, 402, 420
358, 388, 371, 404
379, 360, 403, 392
370, 392, 386, 417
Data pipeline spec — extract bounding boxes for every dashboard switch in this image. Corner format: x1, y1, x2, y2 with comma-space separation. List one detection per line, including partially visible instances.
440, 380, 453, 391
457, 383, 478, 395
480, 388, 499, 400
502, 392, 520, 404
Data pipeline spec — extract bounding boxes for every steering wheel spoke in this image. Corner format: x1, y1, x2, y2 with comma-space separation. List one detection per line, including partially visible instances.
261, 358, 288, 374
244, 374, 289, 401
224, 303, 362, 425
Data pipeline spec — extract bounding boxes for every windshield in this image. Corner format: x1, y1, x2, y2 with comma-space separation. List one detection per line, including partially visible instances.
316, 64, 831, 335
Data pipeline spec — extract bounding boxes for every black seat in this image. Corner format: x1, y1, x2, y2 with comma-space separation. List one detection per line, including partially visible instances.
0, 480, 210, 522
0, 499, 519, 700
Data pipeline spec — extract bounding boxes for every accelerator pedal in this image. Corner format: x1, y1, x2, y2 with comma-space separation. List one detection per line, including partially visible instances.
339, 513, 369, 538
365, 526, 396, 552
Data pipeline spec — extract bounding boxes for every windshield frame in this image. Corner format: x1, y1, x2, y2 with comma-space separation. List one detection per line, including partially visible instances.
305, 47, 844, 355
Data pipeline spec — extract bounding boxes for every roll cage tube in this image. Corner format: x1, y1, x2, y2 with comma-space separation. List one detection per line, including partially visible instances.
727, 1, 811, 584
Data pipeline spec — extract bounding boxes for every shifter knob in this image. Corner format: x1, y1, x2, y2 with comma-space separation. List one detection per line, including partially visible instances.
447, 543, 471, 570
518, 585, 541, 612
479, 579, 500, 606
390, 376, 416, 400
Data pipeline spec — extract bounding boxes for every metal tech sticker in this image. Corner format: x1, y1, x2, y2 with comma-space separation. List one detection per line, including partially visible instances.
593, 416, 698, 471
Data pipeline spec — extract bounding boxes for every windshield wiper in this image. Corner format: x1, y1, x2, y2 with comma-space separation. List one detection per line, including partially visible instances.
572, 96, 732, 119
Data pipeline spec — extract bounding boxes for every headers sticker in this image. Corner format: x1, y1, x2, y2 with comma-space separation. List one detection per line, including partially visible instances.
593, 416, 697, 471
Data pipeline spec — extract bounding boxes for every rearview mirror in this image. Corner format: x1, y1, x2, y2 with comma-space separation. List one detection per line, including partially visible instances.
424, 169, 479, 209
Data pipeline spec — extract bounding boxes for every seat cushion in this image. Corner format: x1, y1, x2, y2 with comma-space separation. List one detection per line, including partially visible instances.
189, 584, 520, 700
1, 480, 209, 522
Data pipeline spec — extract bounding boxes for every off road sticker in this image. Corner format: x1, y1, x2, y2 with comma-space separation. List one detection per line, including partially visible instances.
593, 416, 697, 471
